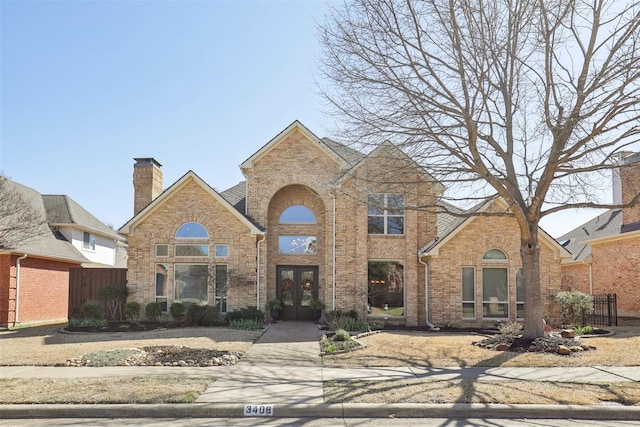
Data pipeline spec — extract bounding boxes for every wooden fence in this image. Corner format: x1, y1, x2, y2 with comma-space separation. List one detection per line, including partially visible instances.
68, 268, 127, 319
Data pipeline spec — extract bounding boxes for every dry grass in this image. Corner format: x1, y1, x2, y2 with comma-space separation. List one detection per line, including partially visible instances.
0, 325, 263, 366
324, 379, 640, 405
322, 326, 640, 368
0, 377, 213, 404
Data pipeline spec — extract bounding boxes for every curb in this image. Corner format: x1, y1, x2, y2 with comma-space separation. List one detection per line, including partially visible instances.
1, 403, 639, 420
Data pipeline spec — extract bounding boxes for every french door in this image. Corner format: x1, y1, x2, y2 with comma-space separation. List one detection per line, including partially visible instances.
276, 265, 318, 321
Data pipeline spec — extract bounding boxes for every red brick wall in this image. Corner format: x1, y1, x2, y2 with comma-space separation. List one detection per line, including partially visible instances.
621, 159, 640, 225
560, 263, 591, 294
0, 254, 74, 327
591, 236, 640, 317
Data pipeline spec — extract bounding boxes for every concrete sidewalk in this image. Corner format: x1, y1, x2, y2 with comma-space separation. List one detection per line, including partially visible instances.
1, 321, 639, 420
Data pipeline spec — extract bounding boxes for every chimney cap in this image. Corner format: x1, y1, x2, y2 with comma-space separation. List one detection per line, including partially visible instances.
134, 158, 162, 167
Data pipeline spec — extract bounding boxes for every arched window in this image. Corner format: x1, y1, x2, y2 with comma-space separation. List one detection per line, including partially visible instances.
279, 205, 316, 224
483, 249, 507, 260
175, 222, 208, 239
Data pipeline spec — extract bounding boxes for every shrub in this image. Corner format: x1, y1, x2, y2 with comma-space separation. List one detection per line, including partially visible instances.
145, 302, 163, 322
97, 284, 129, 321
124, 301, 141, 324
81, 300, 103, 320
575, 325, 594, 335
324, 310, 356, 331
498, 321, 523, 337
184, 304, 206, 326
226, 306, 265, 324
555, 291, 593, 327
169, 302, 186, 322
183, 304, 224, 326
333, 329, 351, 341
68, 318, 108, 328
230, 319, 263, 330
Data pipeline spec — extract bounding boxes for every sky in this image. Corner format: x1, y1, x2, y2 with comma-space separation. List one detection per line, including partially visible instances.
0, 0, 609, 238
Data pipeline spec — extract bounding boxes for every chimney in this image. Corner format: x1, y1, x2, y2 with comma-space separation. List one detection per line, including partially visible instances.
133, 158, 163, 215
614, 152, 640, 226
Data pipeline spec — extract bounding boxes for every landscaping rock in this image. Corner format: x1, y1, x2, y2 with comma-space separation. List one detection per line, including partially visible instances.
561, 329, 576, 338
558, 345, 571, 355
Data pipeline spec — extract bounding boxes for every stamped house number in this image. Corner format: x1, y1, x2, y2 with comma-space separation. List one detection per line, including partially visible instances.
243, 404, 274, 417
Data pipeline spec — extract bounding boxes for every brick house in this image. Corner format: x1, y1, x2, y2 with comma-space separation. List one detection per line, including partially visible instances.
559, 152, 640, 317
119, 121, 569, 327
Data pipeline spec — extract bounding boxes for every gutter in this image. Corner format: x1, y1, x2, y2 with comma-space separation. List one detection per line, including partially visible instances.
15, 254, 28, 326
418, 254, 438, 330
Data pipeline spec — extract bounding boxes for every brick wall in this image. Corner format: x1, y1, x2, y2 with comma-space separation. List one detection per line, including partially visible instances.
0, 254, 74, 327
621, 159, 640, 225
425, 208, 563, 327
560, 263, 591, 294
591, 235, 640, 316
126, 178, 259, 317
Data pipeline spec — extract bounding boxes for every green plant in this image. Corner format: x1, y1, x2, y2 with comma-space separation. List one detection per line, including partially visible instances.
67, 318, 108, 328
81, 300, 104, 320
333, 329, 351, 341
226, 306, 265, 324
555, 291, 593, 327
169, 302, 186, 322
183, 304, 224, 326
124, 301, 141, 324
266, 299, 282, 311
119, 324, 130, 330
498, 321, 523, 337
97, 284, 129, 321
145, 302, 163, 322
229, 319, 263, 330
309, 298, 325, 312
575, 325, 594, 335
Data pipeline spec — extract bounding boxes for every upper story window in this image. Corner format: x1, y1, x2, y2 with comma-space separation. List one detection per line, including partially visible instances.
483, 249, 507, 260
279, 205, 316, 224
176, 222, 208, 239
368, 194, 404, 235
83, 232, 96, 251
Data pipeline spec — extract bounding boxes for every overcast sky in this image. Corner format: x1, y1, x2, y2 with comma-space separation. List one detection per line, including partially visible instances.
1, 0, 607, 237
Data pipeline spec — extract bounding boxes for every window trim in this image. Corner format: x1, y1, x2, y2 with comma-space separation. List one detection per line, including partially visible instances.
367, 259, 405, 318
174, 244, 209, 258
215, 244, 229, 258
516, 268, 524, 319
175, 222, 209, 239
367, 193, 405, 235
155, 244, 169, 257
214, 264, 228, 313
155, 263, 169, 312
279, 205, 317, 224
173, 263, 209, 305
482, 267, 509, 319
82, 232, 96, 251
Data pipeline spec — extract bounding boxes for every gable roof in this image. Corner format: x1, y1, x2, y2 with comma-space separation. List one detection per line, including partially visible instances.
240, 120, 352, 171
0, 179, 88, 264
118, 171, 264, 235
43, 195, 119, 239
420, 197, 571, 260
557, 209, 637, 263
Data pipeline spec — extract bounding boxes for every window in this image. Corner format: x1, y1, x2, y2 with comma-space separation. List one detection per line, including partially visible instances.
215, 244, 228, 258
482, 267, 508, 318
175, 222, 208, 239
174, 264, 208, 304
83, 232, 96, 251
462, 267, 475, 319
175, 244, 209, 257
155, 264, 168, 311
516, 268, 524, 319
278, 235, 317, 255
483, 249, 507, 260
156, 244, 168, 257
279, 205, 316, 223
368, 194, 404, 235
368, 261, 404, 317
214, 264, 228, 313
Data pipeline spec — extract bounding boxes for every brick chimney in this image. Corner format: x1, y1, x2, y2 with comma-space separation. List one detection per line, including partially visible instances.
613, 152, 640, 226
133, 158, 163, 215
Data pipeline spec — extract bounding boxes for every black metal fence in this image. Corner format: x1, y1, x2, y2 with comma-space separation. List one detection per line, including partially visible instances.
589, 294, 618, 328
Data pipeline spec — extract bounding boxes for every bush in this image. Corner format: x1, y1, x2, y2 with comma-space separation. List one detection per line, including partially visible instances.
97, 284, 128, 321
81, 300, 103, 320
169, 302, 186, 322
230, 319, 263, 330
68, 318, 107, 328
333, 329, 351, 341
183, 304, 224, 326
145, 302, 163, 322
555, 291, 593, 327
226, 306, 265, 324
124, 301, 141, 324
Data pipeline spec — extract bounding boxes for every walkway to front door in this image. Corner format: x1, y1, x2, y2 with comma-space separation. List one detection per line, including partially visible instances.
276, 265, 318, 321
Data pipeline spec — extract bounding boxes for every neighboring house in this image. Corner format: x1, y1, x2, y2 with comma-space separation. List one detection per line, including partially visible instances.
0, 179, 124, 328
120, 121, 570, 327
559, 152, 640, 317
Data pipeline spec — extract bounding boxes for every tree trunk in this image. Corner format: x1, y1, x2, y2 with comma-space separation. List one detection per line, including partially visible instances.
521, 226, 545, 338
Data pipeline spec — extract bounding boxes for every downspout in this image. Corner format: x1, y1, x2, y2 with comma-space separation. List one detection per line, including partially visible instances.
332, 191, 336, 310
15, 254, 28, 326
588, 263, 593, 295
256, 234, 265, 309
418, 253, 438, 330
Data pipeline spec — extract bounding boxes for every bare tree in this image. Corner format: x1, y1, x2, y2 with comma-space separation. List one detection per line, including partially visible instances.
318, 0, 640, 338
0, 175, 48, 250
